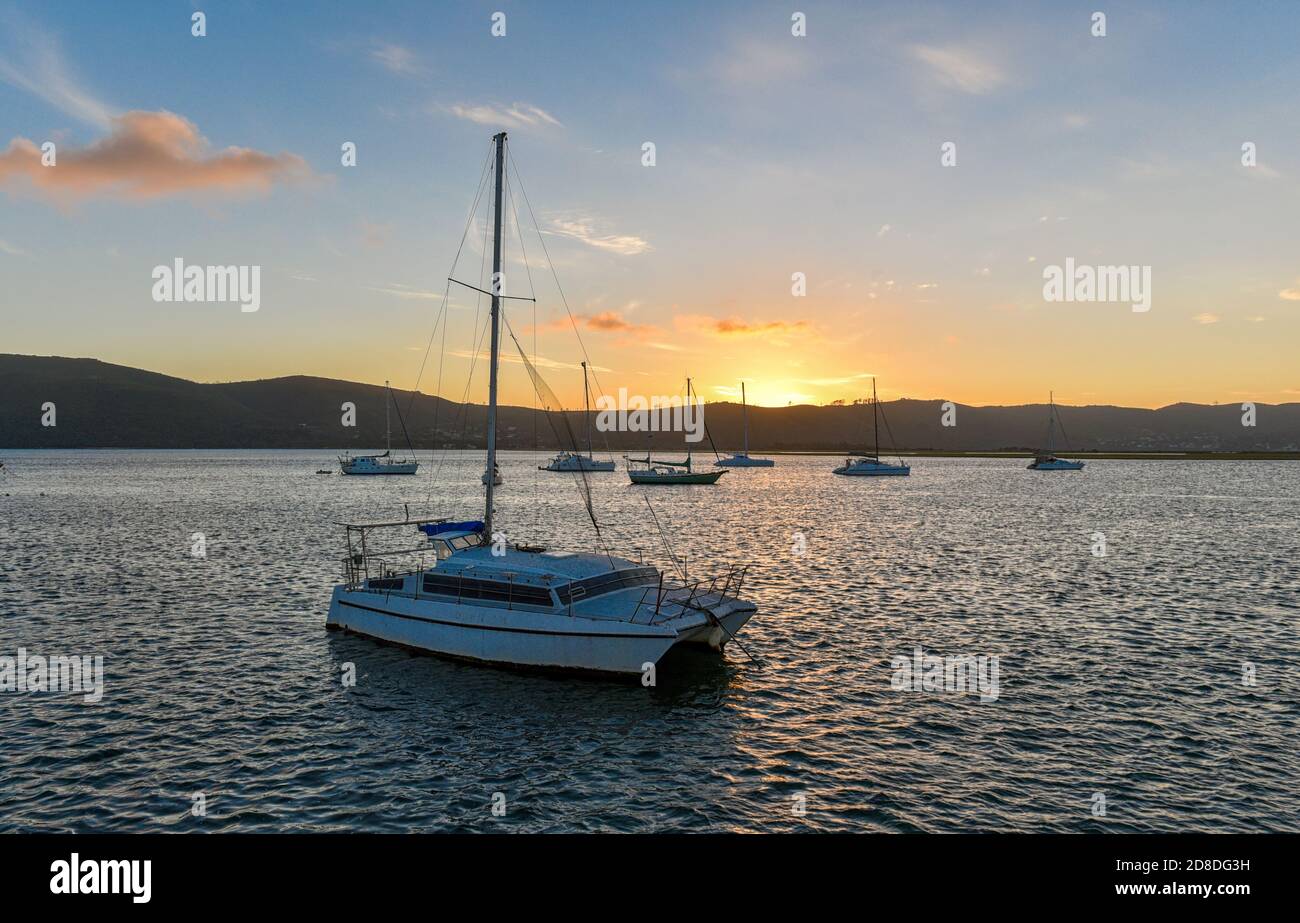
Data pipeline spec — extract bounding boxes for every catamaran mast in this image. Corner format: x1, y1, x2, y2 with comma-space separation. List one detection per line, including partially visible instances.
484, 132, 506, 537
583, 361, 592, 459
741, 381, 749, 457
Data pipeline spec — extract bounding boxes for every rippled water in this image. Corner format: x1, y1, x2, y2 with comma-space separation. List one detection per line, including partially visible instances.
1, 449, 1297, 832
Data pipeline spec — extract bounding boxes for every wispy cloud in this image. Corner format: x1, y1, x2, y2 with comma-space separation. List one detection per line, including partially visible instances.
0, 16, 113, 127
546, 217, 650, 256
0, 110, 310, 202
449, 349, 607, 374
1193, 312, 1220, 325
675, 315, 812, 339
0, 238, 30, 257
366, 282, 444, 301
910, 44, 1005, 95
713, 36, 811, 88
1278, 287, 1300, 301
369, 41, 421, 75
444, 102, 562, 130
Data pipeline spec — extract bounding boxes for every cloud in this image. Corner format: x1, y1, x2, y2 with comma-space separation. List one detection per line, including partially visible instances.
1192, 312, 1220, 325
581, 310, 656, 335
1278, 288, 1300, 301
546, 217, 650, 256
909, 44, 1005, 95
0, 18, 113, 127
366, 283, 444, 301
0, 238, 30, 257
713, 36, 810, 88
360, 220, 391, 248
0, 110, 311, 202
444, 102, 562, 130
676, 315, 812, 339
370, 41, 421, 75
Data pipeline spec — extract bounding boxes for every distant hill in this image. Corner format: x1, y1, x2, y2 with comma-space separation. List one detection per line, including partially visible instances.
2, 354, 1298, 452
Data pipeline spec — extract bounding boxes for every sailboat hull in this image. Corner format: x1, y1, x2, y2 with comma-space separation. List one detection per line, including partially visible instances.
326, 586, 753, 674
715, 455, 775, 467
628, 470, 726, 484
540, 454, 616, 472
1028, 459, 1085, 470
833, 461, 910, 476
340, 462, 419, 475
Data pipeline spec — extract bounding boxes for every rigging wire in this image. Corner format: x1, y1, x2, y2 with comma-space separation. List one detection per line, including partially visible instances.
507, 146, 688, 574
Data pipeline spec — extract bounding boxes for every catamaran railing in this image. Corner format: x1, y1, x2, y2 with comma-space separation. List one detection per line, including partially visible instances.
637, 564, 750, 625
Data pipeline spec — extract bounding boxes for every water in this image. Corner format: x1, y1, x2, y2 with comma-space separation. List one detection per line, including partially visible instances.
1, 450, 1297, 832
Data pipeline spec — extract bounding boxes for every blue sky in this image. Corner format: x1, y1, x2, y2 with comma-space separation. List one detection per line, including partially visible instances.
3, 1, 1299, 407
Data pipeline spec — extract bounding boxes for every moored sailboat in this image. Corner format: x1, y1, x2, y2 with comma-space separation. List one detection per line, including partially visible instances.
326, 132, 756, 674
626, 378, 727, 484
715, 381, 775, 467
339, 381, 419, 475
1027, 392, 1085, 470
832, 377, 910, 476
540, 361, 616, 472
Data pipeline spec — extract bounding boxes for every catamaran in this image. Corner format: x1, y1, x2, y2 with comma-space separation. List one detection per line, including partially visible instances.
540, 361, 616, 472
832, 377, 911, 476
626, 378, 727, 484
326, 132, 756, 674
339, 381, 419, 475
715, 381, 774, 467
1027, 392, 1085, 470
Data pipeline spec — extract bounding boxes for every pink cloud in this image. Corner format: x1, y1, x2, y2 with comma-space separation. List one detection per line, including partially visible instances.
0, 110, 311, 202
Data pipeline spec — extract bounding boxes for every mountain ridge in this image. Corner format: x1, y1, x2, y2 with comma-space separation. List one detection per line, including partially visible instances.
2, 354, 1297, 452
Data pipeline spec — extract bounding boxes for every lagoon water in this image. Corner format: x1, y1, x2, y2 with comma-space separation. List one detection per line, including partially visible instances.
1, 450, 1297, 832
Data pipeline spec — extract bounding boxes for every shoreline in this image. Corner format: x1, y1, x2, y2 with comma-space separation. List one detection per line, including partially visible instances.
2, 447, 1298, 461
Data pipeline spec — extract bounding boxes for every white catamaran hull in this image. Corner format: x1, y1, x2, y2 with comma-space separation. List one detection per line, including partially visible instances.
326, 586, 754, 674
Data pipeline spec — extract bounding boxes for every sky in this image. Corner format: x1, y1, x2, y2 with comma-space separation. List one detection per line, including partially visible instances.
2, 0, 1299, 410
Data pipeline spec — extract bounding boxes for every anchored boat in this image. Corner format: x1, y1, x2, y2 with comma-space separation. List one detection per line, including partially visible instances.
833, 377, 911, 476
326, 132, 756, 674
715, 381, 774, 467
1027, 392, 1085, 471
540, 361, 615, 472
339, 381, 419, 475
626, 378, 726, 484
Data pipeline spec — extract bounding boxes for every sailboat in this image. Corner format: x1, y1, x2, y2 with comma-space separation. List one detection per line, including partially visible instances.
715, 381, 775, 467
626, 378, 727, 484
832, 377, 911, 476
326, 132, 756, 674
1027, 392, 1085, 470
540, 361, 616, 472
339, 381, 419, 475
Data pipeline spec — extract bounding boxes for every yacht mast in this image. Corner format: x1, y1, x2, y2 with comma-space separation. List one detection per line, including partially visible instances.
686, 377, 693, 471
741, 381, 749, 457
385, 380, 391, 454
484, 132, 506, 536
583, 361, 592, 459
1046, 391, 1055, 454
872, 377, 880, 459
